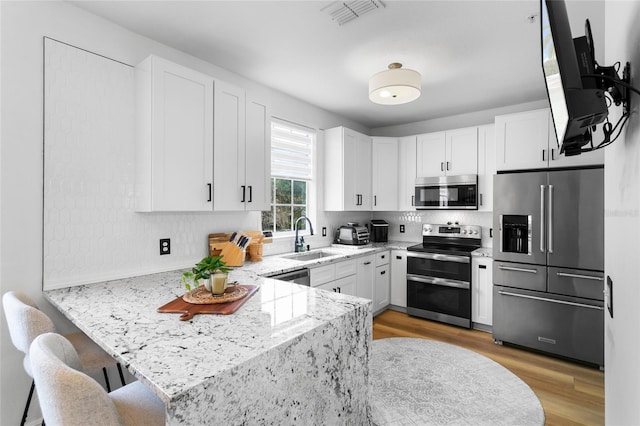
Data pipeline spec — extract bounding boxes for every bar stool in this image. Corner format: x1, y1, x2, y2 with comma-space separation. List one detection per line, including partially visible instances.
2, 291, 126, 426
30, 333, 165, 426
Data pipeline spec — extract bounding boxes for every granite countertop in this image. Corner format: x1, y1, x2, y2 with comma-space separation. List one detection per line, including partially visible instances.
45, 269, 371, 405
471, 247, 493, 257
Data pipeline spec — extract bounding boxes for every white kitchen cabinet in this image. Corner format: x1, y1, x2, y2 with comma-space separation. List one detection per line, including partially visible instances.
324, 127, 372, 211
316, 275, 356, 297
213, 83, 271, 211
135, 55, 214, 212
390, 250, 407, 308
398, 136, 417, 210
374, 251, 390, 314
477, 124, 495, 212
472, 256, 493, 327
495, 108, 603, 171
310, 259, 357, 297
356, 254, 376, 300
416, 127, 478, 177
372, 137, 398, 211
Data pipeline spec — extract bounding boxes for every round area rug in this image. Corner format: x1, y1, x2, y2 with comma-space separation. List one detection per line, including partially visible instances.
370, 337, 545, 426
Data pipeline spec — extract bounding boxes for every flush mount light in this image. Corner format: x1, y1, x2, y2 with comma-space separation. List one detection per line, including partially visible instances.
369, 62, 421, 105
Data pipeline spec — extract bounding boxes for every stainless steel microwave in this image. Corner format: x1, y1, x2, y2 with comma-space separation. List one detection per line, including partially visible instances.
414, 175, 478, 210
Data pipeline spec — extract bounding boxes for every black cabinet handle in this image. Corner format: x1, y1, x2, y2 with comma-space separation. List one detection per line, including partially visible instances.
440, 162, 444, 171
446, 161, 450, 171
381, 270, 386, 275
374, 195, 377, 206
411, 195, 414, 206
479, 265, 487, 269
364, 261, 371, 265
396, 256, 402, 260
480, 193, 483, 206
241, 185, 246, 202
248, 185, 253, 203
207, 183, 212, 202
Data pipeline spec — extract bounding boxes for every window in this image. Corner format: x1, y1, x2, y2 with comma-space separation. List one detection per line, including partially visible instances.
262, 120, 314, 234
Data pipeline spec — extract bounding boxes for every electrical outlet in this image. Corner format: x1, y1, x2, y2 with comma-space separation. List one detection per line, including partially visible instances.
322, 227, 327, 237
400, 224, 405, 233
160, 238, 171, 255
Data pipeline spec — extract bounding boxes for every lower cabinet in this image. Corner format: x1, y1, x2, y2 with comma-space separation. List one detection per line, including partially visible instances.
316, 275, 356, 296
356, 254, 376, 301
471, 256, 493, 327
373, 251, 390, 314
390, 250, 407, 308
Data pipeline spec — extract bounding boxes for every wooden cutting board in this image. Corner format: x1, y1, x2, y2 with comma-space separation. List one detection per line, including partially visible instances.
157, 285, 258, 321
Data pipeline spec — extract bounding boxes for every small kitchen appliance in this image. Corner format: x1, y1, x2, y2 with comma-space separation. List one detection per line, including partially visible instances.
414, 175, 478, 210
406, 223, 481, 328
370, 220, 389, 242
334, 223, 370, 245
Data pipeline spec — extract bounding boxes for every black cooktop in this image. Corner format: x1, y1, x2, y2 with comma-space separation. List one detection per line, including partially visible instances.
407, 242, 480, 256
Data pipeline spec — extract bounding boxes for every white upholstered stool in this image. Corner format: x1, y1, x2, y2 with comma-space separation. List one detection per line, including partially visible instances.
2, 291, 126, 425
30, 332, 165, 426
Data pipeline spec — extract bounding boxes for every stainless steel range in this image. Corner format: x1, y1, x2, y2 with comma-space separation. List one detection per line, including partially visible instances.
406, 223, 481, 328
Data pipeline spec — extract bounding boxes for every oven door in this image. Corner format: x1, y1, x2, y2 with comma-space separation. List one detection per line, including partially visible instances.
406, 251, 472, 328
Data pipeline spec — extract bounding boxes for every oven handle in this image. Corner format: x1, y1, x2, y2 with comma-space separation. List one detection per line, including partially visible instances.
406, 251, 470, 264
407, 274, 470, 290
498, 290, 604, 311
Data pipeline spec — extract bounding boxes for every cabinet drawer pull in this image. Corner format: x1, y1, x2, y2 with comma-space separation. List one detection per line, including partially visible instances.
207, 183, 212, 202
498, 265, 537, 274
479, 265, 487, 269
241, 185, 246, 202
374, 195, 377, 206
479, 193, 483, 206
248, 185, 253, 203
411, 195, 415, 206
396, 256, 402, 260
364, 261, 372, 265
380, 270, 386, 275
446, 161, 450, 171
440, 162, 444, 171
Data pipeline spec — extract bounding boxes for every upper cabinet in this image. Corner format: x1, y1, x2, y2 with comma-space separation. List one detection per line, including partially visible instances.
325, 127, 372, 211
477, 124, 495, 212
372, 137, 398, 211
135, 55, 214, 212
213, 83, 271, 211
416, 127, 478, 177
495, 108, 604, 172
134, 55, 270, 212
398, 135, 417, 210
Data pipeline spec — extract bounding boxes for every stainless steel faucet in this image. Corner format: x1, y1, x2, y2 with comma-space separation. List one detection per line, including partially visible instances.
294, 216, 314, 252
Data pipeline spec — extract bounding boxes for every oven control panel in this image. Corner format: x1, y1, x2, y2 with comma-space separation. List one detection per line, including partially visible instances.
422, 223, 481, 239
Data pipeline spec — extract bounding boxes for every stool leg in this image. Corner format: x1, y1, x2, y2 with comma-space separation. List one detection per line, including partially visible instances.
116, 363, 126, 386
102, 367, 111, 392
21, 380, 35, 426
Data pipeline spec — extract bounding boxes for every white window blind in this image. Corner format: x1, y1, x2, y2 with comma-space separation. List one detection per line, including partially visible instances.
271, 120, 314, 180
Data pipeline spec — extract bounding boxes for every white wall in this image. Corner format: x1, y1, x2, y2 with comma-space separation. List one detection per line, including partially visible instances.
0, 1, 367, 424
603, 1, 640, 423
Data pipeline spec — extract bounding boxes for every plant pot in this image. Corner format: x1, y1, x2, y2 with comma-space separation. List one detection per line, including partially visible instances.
200, 277, 212, 291
210, 272, 229, 296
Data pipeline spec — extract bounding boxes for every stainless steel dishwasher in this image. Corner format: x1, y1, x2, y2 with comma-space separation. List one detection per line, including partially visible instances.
266, 268, 310, 286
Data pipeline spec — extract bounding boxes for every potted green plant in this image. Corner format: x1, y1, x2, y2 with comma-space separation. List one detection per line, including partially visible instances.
182, 255, 232, 293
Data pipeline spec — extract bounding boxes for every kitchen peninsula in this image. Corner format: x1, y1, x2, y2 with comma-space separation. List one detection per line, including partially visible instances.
45, 268, 371, 425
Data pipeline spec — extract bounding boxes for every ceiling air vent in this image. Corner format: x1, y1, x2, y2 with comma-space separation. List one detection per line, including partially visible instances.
321, 0, 386, 26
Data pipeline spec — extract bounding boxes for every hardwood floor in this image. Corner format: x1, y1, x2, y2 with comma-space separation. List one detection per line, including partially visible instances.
373, 309, 604, 426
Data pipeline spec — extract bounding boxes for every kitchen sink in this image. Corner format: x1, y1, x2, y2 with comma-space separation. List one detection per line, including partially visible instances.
280, 250, 336, 261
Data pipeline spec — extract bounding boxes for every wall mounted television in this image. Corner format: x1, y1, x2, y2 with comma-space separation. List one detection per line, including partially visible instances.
541, 0, 634, 156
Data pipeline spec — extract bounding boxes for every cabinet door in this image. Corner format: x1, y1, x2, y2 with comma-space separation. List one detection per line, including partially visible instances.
472, 257, 493, 326
495, 108, 550, 171
244, 95, 270, 211
446, 127, 478, 175
372, 137, 398, 211
355, 133, 372, 210
477, 124, 495, 212
342, 128, 360, 210
145, 56, 214, 211
416, 131, 446, 177
398, 136, 417, 210
374, 264, 390, 313
390, 250, 407, 308
213, 80, 246, 211
356, 254, 376, 300
334, 275, 357, 297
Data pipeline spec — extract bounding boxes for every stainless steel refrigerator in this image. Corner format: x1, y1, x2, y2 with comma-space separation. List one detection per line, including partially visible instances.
492, 167, 604, 367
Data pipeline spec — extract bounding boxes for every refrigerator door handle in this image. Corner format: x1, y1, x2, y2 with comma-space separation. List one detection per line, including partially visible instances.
548, 184, 554, 254
540, 185, 545, 253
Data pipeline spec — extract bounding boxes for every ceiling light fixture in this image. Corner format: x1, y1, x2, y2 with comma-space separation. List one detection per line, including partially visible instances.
369, 63, 421, 105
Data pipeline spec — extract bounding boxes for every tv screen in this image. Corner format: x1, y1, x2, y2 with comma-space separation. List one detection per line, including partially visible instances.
541, 0, 608, 155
